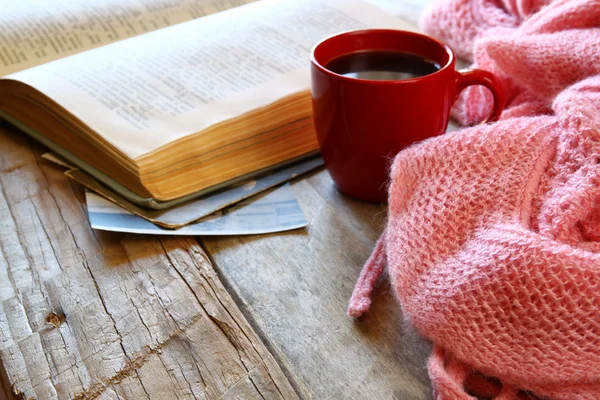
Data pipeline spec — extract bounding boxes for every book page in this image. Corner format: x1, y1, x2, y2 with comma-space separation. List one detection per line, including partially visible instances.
8, 0, 416, 159
0, 0, 256, 76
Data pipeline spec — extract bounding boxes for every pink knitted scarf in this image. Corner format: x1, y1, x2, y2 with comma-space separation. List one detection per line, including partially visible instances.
348, 1, 600, 399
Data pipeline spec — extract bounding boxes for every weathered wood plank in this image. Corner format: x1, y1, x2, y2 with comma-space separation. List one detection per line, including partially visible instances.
202, 171, 433, 400
0, 122, 297, 400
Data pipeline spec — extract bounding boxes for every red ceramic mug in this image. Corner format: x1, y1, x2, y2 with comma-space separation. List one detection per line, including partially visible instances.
310, 29, 505, 202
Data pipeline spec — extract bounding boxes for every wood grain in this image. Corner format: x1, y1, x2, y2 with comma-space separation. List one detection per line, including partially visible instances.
0, 122, 297, 399
202, 171, 433, 400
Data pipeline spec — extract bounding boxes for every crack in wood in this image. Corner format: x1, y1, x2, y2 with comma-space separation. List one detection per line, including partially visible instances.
81, 258, 133, 363
133, 369, 152, 400
159, 241, 255, 369
130, 298, 157, 346
183, 244, 265, 363
1, 128, 298, 400
176, 334, 209, 391
155, 352, 184, 399
0, 183, 30, 301
172, 350, 199, 397
248, 375, 267, 400
197, 241, 305, 398
30, 195, 64, 273
72, 336, 176, 400
257, 358, 285, 399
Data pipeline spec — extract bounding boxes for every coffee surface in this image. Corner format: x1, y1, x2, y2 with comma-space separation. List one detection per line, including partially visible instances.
326, 50, 440, 81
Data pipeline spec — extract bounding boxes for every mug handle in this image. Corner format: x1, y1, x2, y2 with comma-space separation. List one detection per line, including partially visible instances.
455, 69, 505, 124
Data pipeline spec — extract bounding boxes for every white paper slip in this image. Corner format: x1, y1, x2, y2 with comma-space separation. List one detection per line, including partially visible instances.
86, 184, 307, 235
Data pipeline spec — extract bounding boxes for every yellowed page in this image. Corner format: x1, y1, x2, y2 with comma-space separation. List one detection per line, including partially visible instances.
8, 0, 416, 159
0, 0, 256, 76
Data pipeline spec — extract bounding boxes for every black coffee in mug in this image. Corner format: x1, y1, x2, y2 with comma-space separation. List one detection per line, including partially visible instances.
325, 50, 441, 81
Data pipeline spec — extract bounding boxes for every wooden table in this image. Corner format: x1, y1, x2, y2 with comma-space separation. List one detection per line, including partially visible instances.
1, 2, 435, 399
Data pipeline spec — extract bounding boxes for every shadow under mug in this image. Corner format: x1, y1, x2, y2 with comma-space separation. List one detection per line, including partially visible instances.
310, 29, 505, 203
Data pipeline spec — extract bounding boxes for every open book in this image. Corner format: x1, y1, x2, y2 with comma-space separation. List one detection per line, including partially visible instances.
0, 0, 411, 208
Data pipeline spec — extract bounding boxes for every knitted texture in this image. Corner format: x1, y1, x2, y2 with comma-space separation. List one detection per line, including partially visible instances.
420, 0, 600, 125
348, 1, 600, 399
